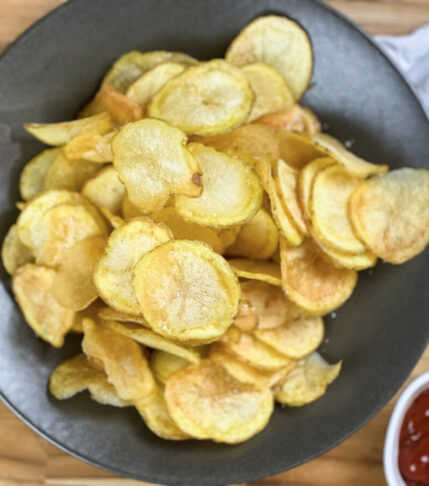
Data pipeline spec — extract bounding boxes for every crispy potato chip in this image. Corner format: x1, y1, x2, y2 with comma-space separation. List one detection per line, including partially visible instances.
113, 119, 202, 214
99, 208, 125, 229
82, 318, 155, 401
256, 104, 321, 134
150, 351, 190, 385
276, 131, 324, 170
12, 264, 75, 347
274, 352, 341, 407
233, 294, 258, 333
349, 168, 429, 263
226, 209, 278, 260
241, 62, 294, 122
121, 194, 143, 220
49, 354, 131, 407
315, 240, 377, 271
2, 225, 34, 275
81, 165, 125, 214
280, 238, 357, 315
72, 300, 105, 334
126, 61, 187, 110
175, 144, 262, 227
19, 148, 61, 201
311, 164, 366, 254
311, 133, 389, 178
241, 280, 302, 330
228, 259, 282, 286
103, 320, 201, 364
16, 202, 26, 211
103, 50, 197, 94
64, 130, 115, 163
254, 316, 324, 359
217, 226, 241, 248
148, 60, 254, 135
94, 218, 172, 315
226, 15, 313, 100
52, 235, 107, 311
134, 240, 240, 344
97, 307, 149, 326
165, 360, 274, 443
24, 113, 112, 146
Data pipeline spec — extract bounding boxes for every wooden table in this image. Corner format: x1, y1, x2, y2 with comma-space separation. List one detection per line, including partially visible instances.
0, 1, 428, 485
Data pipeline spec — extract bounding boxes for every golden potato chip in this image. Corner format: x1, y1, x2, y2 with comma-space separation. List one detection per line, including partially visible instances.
280, 238, 357, 315
241, 280, 302, 330
82, 318, 155, 401
274, 352, 341, 407
226, 15, 313, 100
226, 209, 278, 260
19, 148, 61, 201
315, 241, 377, 271
217, 226, 241, 249
99, 208, 125, 229
1, 225, 34, 275
64, 130, 115, 163
311, 133, 389, 178
134, 240, 240, 344
241, 62, 294, 122
44, 153, 101, 192
349, 168, 429, 264
24, 113, 112, 146
16, 202, 26, 211
81, 165, 125, 214
12, 264, 75, 347
256, 104, 321, 134
310, 164, 366, 254
254, 316, 324, 359
97, 307, 149, 327
103, 320, 201, 364
52, 235, 107, 311
102, 50, 197, 94
72, 300, 105, 334
126, 61, 187, 110
233, 294, 258, 333
150, 350, 190, 385
113, 119, 202, 214
176, 144, 262, 227
165, 360, 274, 443
49, 354, 131, 407
94, 218, 172, 315
148, 60, 254, 135
121, 193, 143, 220
276, 131, 324, 170
228, 259, 282, 286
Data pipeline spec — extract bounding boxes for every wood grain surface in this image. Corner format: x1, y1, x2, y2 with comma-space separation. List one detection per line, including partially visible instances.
0, 1, 428, 485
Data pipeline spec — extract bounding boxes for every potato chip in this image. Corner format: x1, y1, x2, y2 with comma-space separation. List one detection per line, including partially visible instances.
99, 208, 125, 229
121, 193, 142, 220
310, 164, 366, 254
52, 235, 107, 311
148, 60, 254, 135
81, 165, 125, 214
12, 264, 75, 347
276, 131, 324, 170
97, 307, 149, 327
16, 202, 26, 211
254, 316, 324, 359
217, 226, 241, 248
233, 294, 258, 333
280, 238, 357, 315
176, 145, 262, 227
102, 50, 197, 94
19, 148, 61, 201
150, 351, 190, 385
349, 168, 429, 264
64, 130, 115, 163
311, 133, 389, 178
226, 209, 278, 260
165, 360, 274, 443
241, 63, 294, 122
1, 225, 34, 275
274, 352, 341, 407
134, 240, 240, 344
225, 15, 313, 100
82, 318, 155, 400
24, 113, 112, 146
257, 104, 321, 134
228, 259, 282, 286
103, 320, 201, 364
72, 300, 105, 334
241, 280, 302, 330
94, 218, 172, 315
49, 354, 131, 407
113, 119, 202, 214
126, 61, 187, 110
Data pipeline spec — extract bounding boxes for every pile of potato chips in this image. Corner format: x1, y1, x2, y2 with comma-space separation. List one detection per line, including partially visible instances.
3, 16, 429, 444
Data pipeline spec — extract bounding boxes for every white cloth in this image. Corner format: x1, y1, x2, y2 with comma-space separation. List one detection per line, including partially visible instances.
376, 25, 429, 115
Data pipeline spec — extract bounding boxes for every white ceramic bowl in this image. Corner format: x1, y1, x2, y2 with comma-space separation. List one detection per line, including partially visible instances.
384, 371, 429, 485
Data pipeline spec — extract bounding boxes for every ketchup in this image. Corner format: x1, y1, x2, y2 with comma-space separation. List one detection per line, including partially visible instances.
399, 388, 429, 485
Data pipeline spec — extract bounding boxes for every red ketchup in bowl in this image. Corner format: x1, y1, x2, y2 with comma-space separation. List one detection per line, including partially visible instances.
399, 388, 429, 485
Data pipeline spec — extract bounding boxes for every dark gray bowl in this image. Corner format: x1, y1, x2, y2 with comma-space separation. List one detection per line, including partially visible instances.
0, 1, 428, 485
